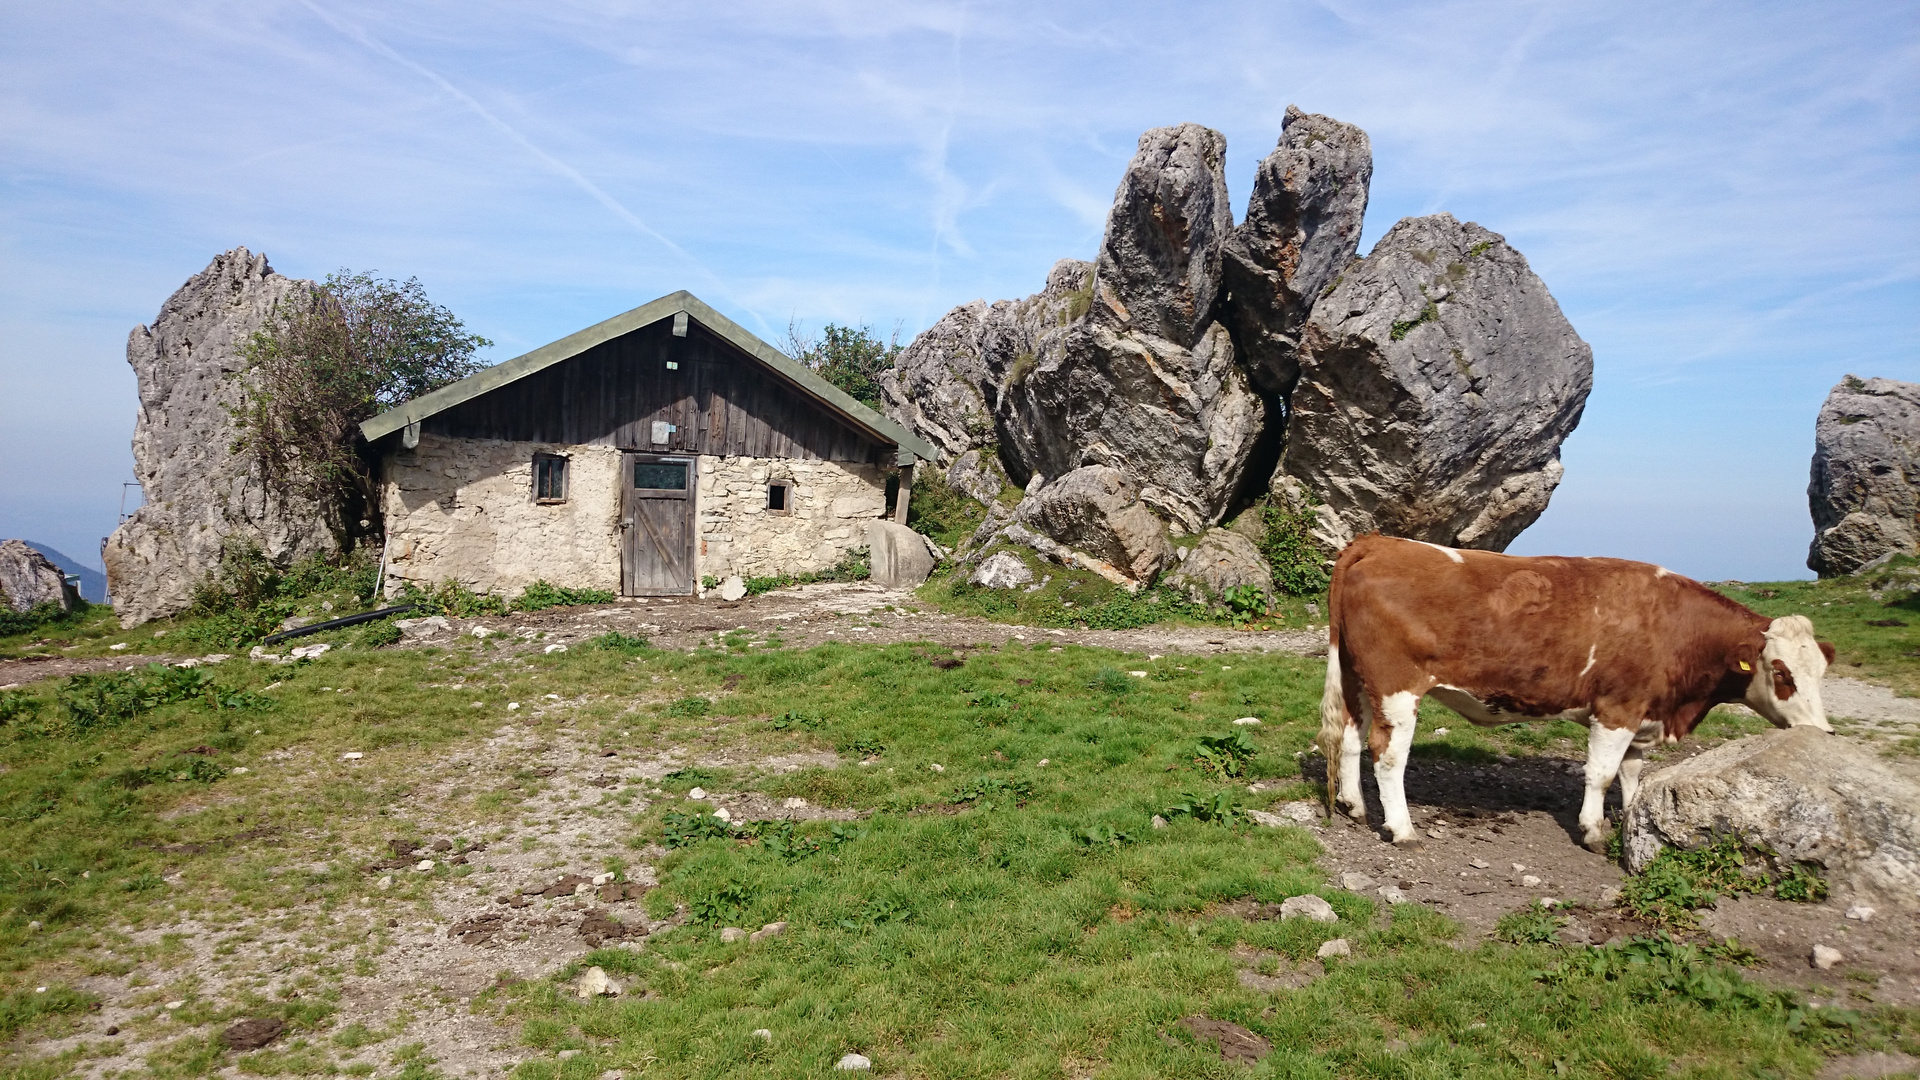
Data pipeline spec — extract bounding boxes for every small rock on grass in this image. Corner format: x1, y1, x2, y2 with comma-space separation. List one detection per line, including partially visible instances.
1845, 904, 1876, 922
749, 921, 787, 942
1316, 938, 1351, 959
1151, 815, 1169, 829
1811, 945, 1845, 970
1339, 872, 1377, 892
751, 1029, 772, 1043
720, 927, 748, 943
1378, 885, 1409, 904
1279, 895, 1337, 923
835, 1053, 872, 1071
575, 966, 621, 998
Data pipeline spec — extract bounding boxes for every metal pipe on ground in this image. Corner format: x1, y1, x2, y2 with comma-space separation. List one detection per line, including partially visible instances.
260, 605, 420, 646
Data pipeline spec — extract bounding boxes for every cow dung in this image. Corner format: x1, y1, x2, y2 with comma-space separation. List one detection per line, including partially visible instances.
221, 1017, 286, 1051
1178, 1016, 1272, 1063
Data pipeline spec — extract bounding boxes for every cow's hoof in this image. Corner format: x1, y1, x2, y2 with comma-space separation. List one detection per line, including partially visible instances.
1390, 835, 1425, 851
1582, 837, 1611, 855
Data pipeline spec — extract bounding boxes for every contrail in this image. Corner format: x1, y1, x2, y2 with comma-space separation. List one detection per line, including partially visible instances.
293, 0, 703, 272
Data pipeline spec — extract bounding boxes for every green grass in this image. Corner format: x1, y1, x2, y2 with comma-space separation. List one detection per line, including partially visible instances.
919, 551, 1326, 633
1, 582, 1916, 1076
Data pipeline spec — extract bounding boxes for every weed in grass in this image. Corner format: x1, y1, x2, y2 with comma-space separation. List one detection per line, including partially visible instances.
587, 631, 650, 654
1089, 666, 1135, 695
666, 697, 711, 718
1191, 730, 1259, 779
1163, 790, 1239, 824
688, 880, 753, 923
357, 619, 403, 648
514, 580, 617, 611
1619, 834, 1827, 928
768, 710, 823, 731
1494, 909, 1563, 945
658, 810, 733, 849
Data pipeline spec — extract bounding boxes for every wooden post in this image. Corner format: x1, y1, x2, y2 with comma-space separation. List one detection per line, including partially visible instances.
895, 457, 915, 524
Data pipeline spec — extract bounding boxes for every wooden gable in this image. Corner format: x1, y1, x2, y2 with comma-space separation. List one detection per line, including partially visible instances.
423, 319, 890, 464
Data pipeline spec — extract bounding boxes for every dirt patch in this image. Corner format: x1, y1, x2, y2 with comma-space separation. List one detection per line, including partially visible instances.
1177, 1015, 1272, 1062
0, 652, 184, 687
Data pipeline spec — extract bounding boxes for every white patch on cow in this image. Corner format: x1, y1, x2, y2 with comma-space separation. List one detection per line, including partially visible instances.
1374, 692, 1422, 844
1579, 644, 1598, 678
1580, 724, 1639, 847
1746, 615, 1832, 732
1655, 566, 1672, 578
1412, 540, 1466, 563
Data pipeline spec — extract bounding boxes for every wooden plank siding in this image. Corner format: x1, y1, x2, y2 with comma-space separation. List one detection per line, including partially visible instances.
424, 321, 889, 464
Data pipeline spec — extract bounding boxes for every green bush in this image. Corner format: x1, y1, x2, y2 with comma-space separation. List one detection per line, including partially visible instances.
396, 579, 509, 618
0, 600, 84, 640
180, 540, 380, 648
587, 631, 650, 653
1259, 499, 1331, 596
906, 468, 986, 549
1619, 834, 1825, 928
514, 580, 616, 612
357, 620, 403, 648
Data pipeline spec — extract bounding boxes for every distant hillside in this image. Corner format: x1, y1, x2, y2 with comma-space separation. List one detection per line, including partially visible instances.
22, 540, 108, 603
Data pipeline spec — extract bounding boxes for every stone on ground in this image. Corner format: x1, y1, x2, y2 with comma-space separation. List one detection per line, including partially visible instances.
719, 926, 747, 943
1161, 528, 1273, 599
574, 966, 620, 997
1624, 727, 1920, 909
1807, 376, 1920, 576
1012, 466, 1173, 584
834, 1052, 873, 1071
1339, 872, 1377, 892
1221, 105, 1374, 398
1316, 937, 1352, 959
103, 248, 344, 627
866, 520, 937, 589
1280, 213, 1593, 551
0, 540, 78, 614
1279, 894, 1337, 922
968, 550, 1034, 589
716, 575, 747, 602
1812, 944, 1845, 970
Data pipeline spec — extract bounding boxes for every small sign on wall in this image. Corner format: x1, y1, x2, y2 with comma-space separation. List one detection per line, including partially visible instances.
651, 421, 677, 445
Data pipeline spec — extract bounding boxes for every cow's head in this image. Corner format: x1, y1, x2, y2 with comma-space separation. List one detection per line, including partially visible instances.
1740, 615, 1834, 731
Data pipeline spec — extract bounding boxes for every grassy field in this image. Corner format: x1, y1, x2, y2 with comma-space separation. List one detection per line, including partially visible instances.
2, 591, 1914, 1078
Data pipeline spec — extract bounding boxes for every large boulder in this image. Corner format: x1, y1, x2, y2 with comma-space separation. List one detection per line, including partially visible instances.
1161, 528, 1273, 600
1806, 376, 1920, 576
1625, 727, 1920, 910
0, 540, 78, 614
876, 301, 992, 464
998, 125, 1265, 532
865, 520, 937, 589
103, 249, 345, 627
1221, 106, 1374, 398
1279, 214, 1592, 550
1012, 466, 1173, 583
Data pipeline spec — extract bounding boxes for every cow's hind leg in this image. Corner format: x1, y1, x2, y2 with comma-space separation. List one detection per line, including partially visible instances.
1580, 723, 1637, 852
1371, 691, 1422, 847
1335, 696, 1371, 822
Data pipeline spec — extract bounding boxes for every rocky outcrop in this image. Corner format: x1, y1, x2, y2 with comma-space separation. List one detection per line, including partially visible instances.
1162, 529, 1273, 600
1625, 727, 1920, 910
1279, 214, 1592, 550
969, 551, 1034, 590
1013, 466, 1173, 583
1807, 377, 1920, 576
0, 540, 78, 614
1222, 106, 1373, 398
881, 111, 1589, 582
103, 249, 344, 627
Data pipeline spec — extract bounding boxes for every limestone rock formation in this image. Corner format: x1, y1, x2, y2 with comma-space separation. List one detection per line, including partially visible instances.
1625, 727, 1920, 910
1162, 529, 1273, 600
865, 520, 937, 589
1222, 106, 1373, 398
1807, 376, 1920, 576
968, 551, 1033, 590
0, 540, 78, 614
881, 110, 1588, 582
1013, 466, 1173, 583
103, 248, 344, 627
1279, 214, 1592, 550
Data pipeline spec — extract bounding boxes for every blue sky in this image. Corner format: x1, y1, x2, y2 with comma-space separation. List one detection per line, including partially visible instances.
2, 0, 1915, 581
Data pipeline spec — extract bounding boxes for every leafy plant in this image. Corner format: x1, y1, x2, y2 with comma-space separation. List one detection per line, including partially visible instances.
769, 710, 824, 731
840, 735, 886, 758
838, 895, 912, 931
1494, 909, 1563, 945
1617, 835, 1817, 928
688, 879, 753, 923
1773, 862, 1829, 903
587, 631, 651, 654
397, 580, 509, 618
1221, 584, 1270, 627
230, 270, 490, 525
1075, 822, 1135, 848
784, 322, 900, 409
514, 581, 616, 612
946, 777, 1034, 810
1163, 791, 1238, 825
0, 600, 82, 640
358, 620, 403, 648
1192, 730, 1259, 779
666, 697, 712, 718
658, 810, 733, 849
1259, 499, 1332, 596
905, 468, 986, 549
1389, 299, 1439, 341
744, 547, 871, 596
967, 690, 1012, 709
0, 690, 40, 727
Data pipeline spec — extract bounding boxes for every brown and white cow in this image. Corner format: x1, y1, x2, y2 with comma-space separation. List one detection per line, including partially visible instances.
1318, 534, 1834, 850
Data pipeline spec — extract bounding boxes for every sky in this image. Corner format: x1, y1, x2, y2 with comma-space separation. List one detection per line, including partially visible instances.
2, 0, 1915, 582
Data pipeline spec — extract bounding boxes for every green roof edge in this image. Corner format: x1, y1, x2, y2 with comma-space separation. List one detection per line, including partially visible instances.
358, 290, 939, 463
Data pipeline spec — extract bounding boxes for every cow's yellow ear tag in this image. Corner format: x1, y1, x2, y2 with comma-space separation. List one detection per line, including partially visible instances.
1738, 661, 1752, 672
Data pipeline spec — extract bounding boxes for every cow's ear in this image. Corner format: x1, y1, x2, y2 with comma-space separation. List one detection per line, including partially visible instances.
1729, 638, 1762, 676
1819, 641, 1836, 665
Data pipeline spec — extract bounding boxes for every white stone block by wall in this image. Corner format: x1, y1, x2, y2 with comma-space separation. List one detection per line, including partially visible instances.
380, 435, 623, 598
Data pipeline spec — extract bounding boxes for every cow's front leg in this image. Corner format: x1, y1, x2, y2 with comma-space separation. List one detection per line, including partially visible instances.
1580, 723, 1638, 852
1371, 691, 1422, 847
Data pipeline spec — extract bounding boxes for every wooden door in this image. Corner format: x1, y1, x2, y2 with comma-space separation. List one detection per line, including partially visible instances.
620, 453, 695, 595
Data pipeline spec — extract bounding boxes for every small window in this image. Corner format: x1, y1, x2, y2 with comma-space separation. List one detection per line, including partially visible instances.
767, 480, 793, 515
534, 454, 569, 503
633, 461, 688, 490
